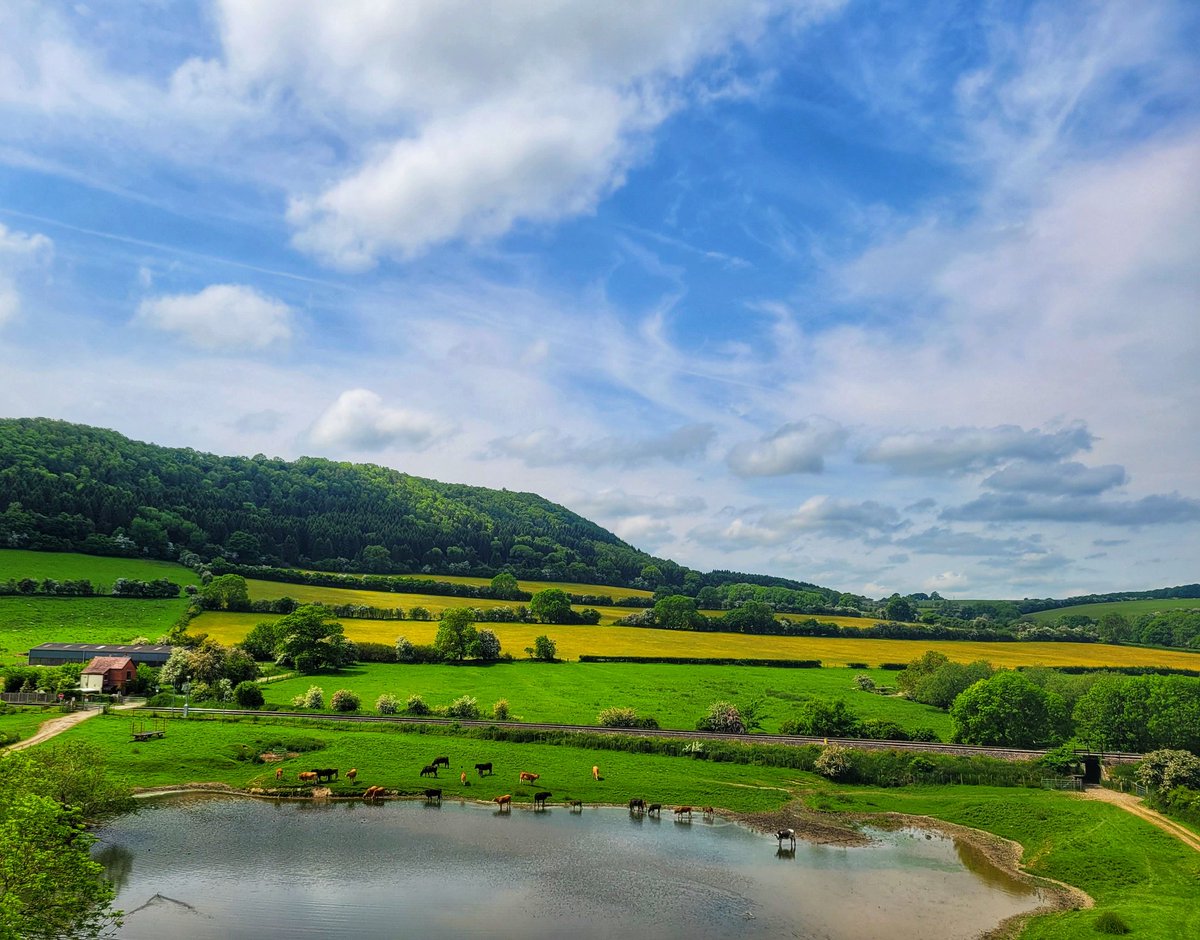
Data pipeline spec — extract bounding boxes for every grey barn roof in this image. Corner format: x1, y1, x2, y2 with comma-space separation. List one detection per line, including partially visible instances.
28, 643, 173, 665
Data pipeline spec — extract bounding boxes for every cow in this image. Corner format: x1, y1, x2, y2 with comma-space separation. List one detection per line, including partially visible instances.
628, 798, 645, 814
346, 768, 357, 782
274, 767, 283, 781
702, 806, 715, 818
494, 794, 512, 811
363, 785, 385, 801
569, 800, 583, 812
460, 771, 468, 786
424, 788, 443, 802
298, 771, 318, 784
592, 765, 600, 780
777, 828, 796, 850
533, 791, 552, 809
420, 764, 439, 778
432, 756, 450, 769
647, 803, 661, 817
314, 768, 338, 783
519, 771, 539, 784
475, 762, 493, 776
673, 806, 693, 820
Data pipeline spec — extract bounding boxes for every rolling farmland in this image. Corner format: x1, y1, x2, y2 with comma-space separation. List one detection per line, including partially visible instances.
1026, 598, 1200, 622
0, 549, 201, 589
191, 611, 1200, 670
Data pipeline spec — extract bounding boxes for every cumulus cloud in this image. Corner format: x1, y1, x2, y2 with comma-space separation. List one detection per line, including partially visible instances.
487, 423, 714, 468
726, 416, 847, 477
308, 389, 450, 452
0, 222, 53, 326
982, 460, 1128, 495
135, 284, 293, 350
690, 496, 904, 548
859, 423, 1093, 476
942, 492, 1200, 527
922, 571, 970, 594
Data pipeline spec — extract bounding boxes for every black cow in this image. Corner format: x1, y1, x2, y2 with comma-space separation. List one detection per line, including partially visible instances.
475, 762, 493, 776
420, 764, 439, 778
534, 791, 552, 809
432, 756, 450, 769
424, 788, 443, 802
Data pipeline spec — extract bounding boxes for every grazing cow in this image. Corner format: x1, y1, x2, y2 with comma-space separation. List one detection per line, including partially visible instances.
346, 768, 357, 782
363, 785, 385, 801
420, 764, 439, 778
314, 768, 338, 783
628, 798, 645, 814
494, 794, 512, 810
519, 771, 539, 784
424, 788, 443, 802
298, 771, 318, 784
569, 800, 583, 812
432, 756, 450, 769
592, 765, 600, 780
777, 828, 796, 850
533, 791, 552, 809
461, 771, 468, 786
673, 806, 693, 819
702, 806, 715, 817
274, 767, 283, 781
475, 762, 493, 776
647, 803, 661, 817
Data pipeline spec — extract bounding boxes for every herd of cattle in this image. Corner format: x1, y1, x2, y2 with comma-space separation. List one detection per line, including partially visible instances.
268, 757, 713, 821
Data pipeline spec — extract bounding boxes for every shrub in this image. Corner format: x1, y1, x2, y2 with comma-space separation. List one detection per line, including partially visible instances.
493, 698, 510, 720
598, 706, 640, 728
815, 744, 853, 781
214, 678, 234, 703
696, 700, 745, 735
447, 695, 479, 719
528, 635, 557, 662
331, 689, 361, 712
406, 693, 430, 716
293, 685, 324, 709
147, 691, 175, 707
355, 641, 397, 663
853, 674, 876, 692
395, 636, 415, 663
846, 662, 868, 669
376, 693, 400, 715
233, 681, 264, 709
1136, 749, 1200, 792
1094, 912, 1131, 935
474, 629, 502, 661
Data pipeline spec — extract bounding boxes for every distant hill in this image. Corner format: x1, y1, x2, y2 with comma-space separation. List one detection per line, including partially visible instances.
0, 417, 841, 602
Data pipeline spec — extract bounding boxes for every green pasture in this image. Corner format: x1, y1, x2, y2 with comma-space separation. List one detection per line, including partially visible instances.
317, 569, 655, 599
814, 786, 1200, 940
0, 705, 60, 743
1027, 598, 1200, 622
55, 712, 802, 813
0, 596, 188, 666
256, 661, 954, 738
0, 549, 200, 589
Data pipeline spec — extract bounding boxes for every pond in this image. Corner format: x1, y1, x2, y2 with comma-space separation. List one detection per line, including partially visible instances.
93, 795, 1044, 939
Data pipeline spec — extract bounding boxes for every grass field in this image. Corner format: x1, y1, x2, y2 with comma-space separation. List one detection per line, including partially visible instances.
814, 786, 1200, 940
192, 611, 1200, 669
0, 549, 200, 589
55, 712, 802, 813
1027, 598, 1200, 622
310, 570, 655, 599
256, 661, 954, 737
0, 705, 60, 743
0, 596, 188, 665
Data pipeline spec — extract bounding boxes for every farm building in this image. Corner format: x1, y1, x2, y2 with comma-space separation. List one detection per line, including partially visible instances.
80, 656, 136, 693
27, 643, 173, 667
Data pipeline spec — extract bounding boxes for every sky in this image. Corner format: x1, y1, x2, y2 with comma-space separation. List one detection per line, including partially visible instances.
0, 1, 1197, 600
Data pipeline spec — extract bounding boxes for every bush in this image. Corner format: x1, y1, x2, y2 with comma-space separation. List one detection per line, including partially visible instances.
493, 698, 510, 720
815, 743, 853, 781
331, 689, 361, 712
293, 685, 324, 709
406, 694, 430, 716
395, 636, 415, 663
215, 678, 234, 703
696, 700, 745, 734
1094, 911, 1131, 935
147, 691, 175, 707
1136, 749, 1200, 792
447, 695, 479, 719
853, 674, 876, 692
355, 642, 397, 663
376, 693, 400, 715
597, 707, 639, 728
846, 662, 868, 669
474, 629, 502, 661
231, 681, 263, 708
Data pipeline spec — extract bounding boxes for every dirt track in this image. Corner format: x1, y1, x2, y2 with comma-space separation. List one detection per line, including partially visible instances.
5, 707, 100, 751
1079, 786, 1200, 852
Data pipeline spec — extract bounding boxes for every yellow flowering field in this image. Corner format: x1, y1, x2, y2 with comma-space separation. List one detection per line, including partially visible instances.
192, 611, 1200, 670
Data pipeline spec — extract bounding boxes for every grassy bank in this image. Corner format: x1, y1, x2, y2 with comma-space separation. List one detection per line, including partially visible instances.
254, 661, 954, 737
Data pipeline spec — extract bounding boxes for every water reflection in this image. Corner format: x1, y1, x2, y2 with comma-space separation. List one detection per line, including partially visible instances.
93, 795, 1041, 940
94, 843, 134, 892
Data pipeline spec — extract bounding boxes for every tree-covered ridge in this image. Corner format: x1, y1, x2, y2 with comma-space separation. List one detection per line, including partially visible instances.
0, 417, 681, 587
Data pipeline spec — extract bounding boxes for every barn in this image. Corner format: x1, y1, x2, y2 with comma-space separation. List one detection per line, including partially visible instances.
80, 656, 136, 693
27, 643, 173, 667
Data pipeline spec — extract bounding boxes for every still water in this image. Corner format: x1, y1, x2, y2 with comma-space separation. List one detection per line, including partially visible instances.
93, 794, 1042, 939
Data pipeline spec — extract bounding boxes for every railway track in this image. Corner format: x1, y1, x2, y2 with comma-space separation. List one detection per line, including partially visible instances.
145, 706, 1143, 763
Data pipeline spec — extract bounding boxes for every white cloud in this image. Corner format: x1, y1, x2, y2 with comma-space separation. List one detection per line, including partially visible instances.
570, 489, 706, 519
0, 222, 53, 327
982, 460, 1128, 496
922, 571, 970, 594
135, 284, 294, 350
727, 416, 847, 476
487, 424, 714, 469
859, 423, 1093, 476
308, 389, 450, 452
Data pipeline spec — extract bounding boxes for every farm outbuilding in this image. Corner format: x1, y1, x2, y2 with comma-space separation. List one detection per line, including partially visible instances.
27, 643, 173, 667
81, 656, 136, 693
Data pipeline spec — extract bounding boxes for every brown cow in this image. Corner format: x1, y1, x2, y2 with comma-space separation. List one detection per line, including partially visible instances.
363, 785, 385, 800
494, 794, 512, 810
519, 771, 539, 784
298, 771, 318, 783
702, 806, 715, 817
592, 765, 600, 780
274, 767, 284, 781
346, 768, 357, 782
673, 806, 693, 819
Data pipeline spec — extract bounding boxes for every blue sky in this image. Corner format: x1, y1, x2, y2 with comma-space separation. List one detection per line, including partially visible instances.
1, 0, 1197, 598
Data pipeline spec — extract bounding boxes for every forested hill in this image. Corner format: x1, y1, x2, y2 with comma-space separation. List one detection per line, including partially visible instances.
0, 417, 696, 589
